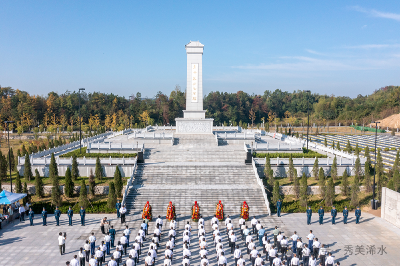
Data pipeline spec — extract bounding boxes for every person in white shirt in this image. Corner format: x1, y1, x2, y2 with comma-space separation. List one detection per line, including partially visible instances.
290, 253, 300, 266
211, 215, 219, 226
183, 246, 191, 259
107, 257, 117, 266
217, 248, 224, 260
200, 255, 209, 266
212, 221, 219, 231
312, 238, 321, 258
291, 231, 299, 253
256, 221, 262, 233
272, 256, 281, 266
319, 244, 327, 265
182, 255, 190, 266
183, 232, 190, 246
119, 205, 127, 223
116, 241, 123, 257
135, 233, 143, 247
170, 219, 176, 230
120, 234, 128, 254
325, 252, 334, 266
251, 217, 258, 234
308, 254, 317, 266
268, 248, 277, 265
250, 246, 258, 265
169, 227, 176, 239
302, 244, 311, 265
156, 215, 163, 230
100, 241, 107, 262
199, 238, 207, 250
233, 244, 241, 265
84, 240, 91, 262
165, 247, 173, 262
78, 247, 85, 266
198, 215, 204, 226
89, 233, 96, 256
237, 255, 245, 266
307, 230, 315, 253
133, 240, 141, 260
58, 232, 66, 255
129, 248, 138, 263
227, 222, 234, 235
19, 205, 25, 221
149, 246, 157, 264
124, 226, 131, 245
144, 252, 154, 266
255, 253, 263, 266
139, 228, 146, 242
126, 255, 135, 266
276, 232, 283, 253
70, 255, 80, 266
95, 247, 104, 266
265, 239, 273, 260
218, 252, 227, 266
104, 233, 111, 255
185, 221, 191, 231
154, 227, 161, 242
113, 248, 121, 264
199, 246, 208, 258
296, 238, 303, 259
198, 226, 205, 238
280, 236, 288, 256
89, 255, 98, 266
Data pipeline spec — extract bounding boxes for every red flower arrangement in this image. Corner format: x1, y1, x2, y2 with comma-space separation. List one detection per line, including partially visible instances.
241, 201, 250, 220
216, 200, 224, 221
166, 201, 176, 221
142, 201, 152, 221
191, 201, 200, 222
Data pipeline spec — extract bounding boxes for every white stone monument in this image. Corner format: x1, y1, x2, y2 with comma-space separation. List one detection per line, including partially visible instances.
175, 41, 214, 134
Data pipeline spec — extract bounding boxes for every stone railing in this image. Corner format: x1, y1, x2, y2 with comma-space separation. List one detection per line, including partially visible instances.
19, 156, 137, 166
88, 142, 144, 151
122, 159, 138, 206
252, 158, 271, 216
127, 132, 174, 139
252, 142, 303, 151
107, 129, 133, 139
215, 132, 258, 140
254, 156, 366, 166
266, 132, 283, 140
213, 126, 241, 132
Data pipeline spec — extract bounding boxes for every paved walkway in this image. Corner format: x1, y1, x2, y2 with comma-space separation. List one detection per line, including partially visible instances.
1, 212, 399, 265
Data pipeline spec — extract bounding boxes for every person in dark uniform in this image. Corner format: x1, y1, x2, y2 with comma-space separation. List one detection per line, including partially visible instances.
54, 206, 61, 226
318, 206, 324, 225
355, 207, 361, 224
342, 206, 348, 224
276, 199, 282, 217
109, 225, 116, 247
80, 206, 86, 226
115, 200, 121, 218
331, 206, 337, 225
306, 206, 312, 225
28, 207, 34, 226
67, 207, 73, 226
42, 207, 47, 226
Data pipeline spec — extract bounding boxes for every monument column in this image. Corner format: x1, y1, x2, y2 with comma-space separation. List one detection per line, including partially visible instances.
175, 41, 213, 134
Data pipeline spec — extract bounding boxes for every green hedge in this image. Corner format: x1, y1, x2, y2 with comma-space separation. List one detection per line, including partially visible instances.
60, 147, 136, 158
31, 201, 115, 214
350, 125, 386, 133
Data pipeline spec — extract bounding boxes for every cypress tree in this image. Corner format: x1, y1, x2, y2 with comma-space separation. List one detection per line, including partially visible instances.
346, 140, 352, 152
21, 145, 27, 156
350, 172, 360, 207
354, 157, 362, 182
64, 168, 74, 198
300, 172, 308, 207
364, 160, 372, 192
331, 156, 338, 181
393, 169, 400, 192
364, 146, 370, 163
288, 154, 295, 182
107, 182, 117, 209
318, 167, 326, 198
394, 150, 400, 172
24, 153, 33, 181
325, 177, 335, 206
51, 173, 62, 206
71, 154, 79, 180
268, 169, 274, 187
341, 169, 349, 196
9, 147, 15, 172
0, 176, 2, 192
15, 173, 22, 193
324, 138, 327, 147
17, 149, 21, 158
331, 140, 335, 149
95, 156, 103, 181
34, 169, 44, 198
354, 143, 359, 156
272, 181, 280, 204
114, 166, 123, 197
49, 153, 58, 180
0, 152, 7, 180
312, 157, 319, 180
79, 179, 89, 209
264, 153, 271, 180
293, 175, 300, 199
336, 141, 341, 151
89, 170, 96, 197
23, 182, 29, 205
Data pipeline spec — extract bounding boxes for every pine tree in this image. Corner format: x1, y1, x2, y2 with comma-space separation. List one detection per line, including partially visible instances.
0, 152, 7, 180
364, 160, 372, 192
300, 172, 308, 207
364, 146, 370, 163
107, 182, 117, 209
79, 179, 89, 209
51, 173, 62, 206
0, 176, 2, 193
331, 140, 335, 149
350, 173, 360, 207
24, 153, 33, 181
64, 168, 74, 198
9, 147, 15, 172
346, 140, 352, 152
288, 154, 295, 182
318, 167, 326, 198
312, 157, 319, 180
23, 182, 29, 204
354, 143, 359, 157
114, 166, 123, 197
71, 154, 79, 180
15, 173, 22, 193
354, 157, 362, 182
336, 141, 341, 151
293, 175, 300, 199
376, 150, 386, 201
34, 169, 44, 198
341, 169, 349, 196
331, 156, 337, 181
268, 169, 274, 187
325, 177, 335, 206
272, 181, 280, 204
324, 138, 327, 147
89, 169, 96, 197
21, 145, 27, 156
393, 169, 400, 192
95, 156, 103, 181
49, 153, 58, 180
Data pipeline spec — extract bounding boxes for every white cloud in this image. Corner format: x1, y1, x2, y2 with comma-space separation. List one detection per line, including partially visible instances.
361, 25, 367, 29
350, 6, 400, 22
305, 49, 326, 56
344, 44, 400, 49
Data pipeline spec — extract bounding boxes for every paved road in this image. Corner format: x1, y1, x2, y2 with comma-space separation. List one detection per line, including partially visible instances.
0, 212, 399, 266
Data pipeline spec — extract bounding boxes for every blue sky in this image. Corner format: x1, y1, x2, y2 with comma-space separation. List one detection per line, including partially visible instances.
1, 1, 399, 98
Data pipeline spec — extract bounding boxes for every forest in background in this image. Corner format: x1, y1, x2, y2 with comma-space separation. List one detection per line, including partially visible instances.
0, 85, 399, 132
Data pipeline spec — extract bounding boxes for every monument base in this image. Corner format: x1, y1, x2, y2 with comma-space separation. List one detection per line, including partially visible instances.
175, 118, 214, 134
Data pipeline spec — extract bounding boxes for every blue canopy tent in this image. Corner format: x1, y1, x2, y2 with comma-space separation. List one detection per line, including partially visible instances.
0, 190, 27, 205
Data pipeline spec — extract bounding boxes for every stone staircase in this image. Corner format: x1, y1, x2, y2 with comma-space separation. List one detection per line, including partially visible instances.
124, 135, 269, 216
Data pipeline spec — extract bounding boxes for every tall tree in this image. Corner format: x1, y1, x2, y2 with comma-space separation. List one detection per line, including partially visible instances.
300, 172, 308, 207
312, 158, 319, 180
350, 173, 360, 207
24, 154, 33, 181
272, 181, 280, 204
107, 182, 117, 209
318, 167, 326, 198
354, 157, 362, 182
114, 166, 123, 197
364, 160, 372, 193
23, 182, 29, 205
64, 168, 74, 198
9, 147, 15, 172
95, 156, 103, 181
345, 140, 352, 152
325, 177, 335, 206
71, 154, 79, 180
293, 175, 300, 199
376, 150, 386, 201
331, 156, 338, 181
354, 143, 359, 156
324, 138, 327, 147
331, 140, 335, 149
336, 141, 341, 151
49, 153, 58, 180
51, 173, 62, 207
34, 169, 44, 198
15, 173, 23, 193
341, 169, 349, 196
288, 154, 295, 182
364, 146, 370, 163
79, 179, 89, 209
89, 170, 96, 197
